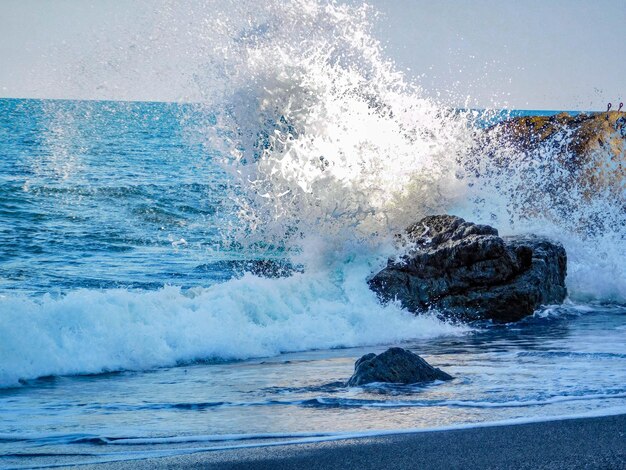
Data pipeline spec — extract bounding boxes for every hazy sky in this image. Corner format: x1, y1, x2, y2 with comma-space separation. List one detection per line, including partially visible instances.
1, 0, 624, 110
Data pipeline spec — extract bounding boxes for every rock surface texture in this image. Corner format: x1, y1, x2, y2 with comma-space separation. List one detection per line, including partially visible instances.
347, 348, 452, 386
368, 215, 567, 323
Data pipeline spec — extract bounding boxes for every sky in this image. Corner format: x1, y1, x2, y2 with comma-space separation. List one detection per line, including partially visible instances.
1, 0, 624, 110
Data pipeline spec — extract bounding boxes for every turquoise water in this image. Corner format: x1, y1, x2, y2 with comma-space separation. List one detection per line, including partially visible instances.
0, 99, 229, 294
0, 98, 624, 467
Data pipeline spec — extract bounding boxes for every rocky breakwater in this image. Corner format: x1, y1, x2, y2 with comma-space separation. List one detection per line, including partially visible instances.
368, 215, 567, 323
477, 111, 625, 204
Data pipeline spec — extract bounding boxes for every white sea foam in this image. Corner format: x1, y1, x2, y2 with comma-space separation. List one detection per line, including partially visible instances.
0, 258, 468, 388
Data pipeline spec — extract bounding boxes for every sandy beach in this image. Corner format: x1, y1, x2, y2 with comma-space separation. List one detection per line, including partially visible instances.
83, 413, 626, 469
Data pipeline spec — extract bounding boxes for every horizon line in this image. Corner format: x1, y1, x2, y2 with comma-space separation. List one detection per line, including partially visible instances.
0, 96, 598, 113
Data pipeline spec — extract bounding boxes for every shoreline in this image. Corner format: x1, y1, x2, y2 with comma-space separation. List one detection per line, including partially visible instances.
82, 413, 626, 469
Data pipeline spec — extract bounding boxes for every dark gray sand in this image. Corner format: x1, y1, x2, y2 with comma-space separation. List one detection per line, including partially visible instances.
86, 414, 626, 469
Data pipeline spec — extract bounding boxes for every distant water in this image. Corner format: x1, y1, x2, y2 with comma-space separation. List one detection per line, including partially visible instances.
0, 1, 624, 466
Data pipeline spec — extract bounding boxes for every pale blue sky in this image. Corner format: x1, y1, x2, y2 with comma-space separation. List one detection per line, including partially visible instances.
1, 0, 624, 110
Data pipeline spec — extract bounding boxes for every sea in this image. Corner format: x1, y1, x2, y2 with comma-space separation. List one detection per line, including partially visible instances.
1, 2, 625, 468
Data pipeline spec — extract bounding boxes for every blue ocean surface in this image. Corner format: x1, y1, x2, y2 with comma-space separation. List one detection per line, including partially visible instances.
0, 97, 625, 467
0, 99, 230, 294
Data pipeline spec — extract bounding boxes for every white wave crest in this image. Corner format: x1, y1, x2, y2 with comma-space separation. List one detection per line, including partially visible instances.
0, 260, 467, 388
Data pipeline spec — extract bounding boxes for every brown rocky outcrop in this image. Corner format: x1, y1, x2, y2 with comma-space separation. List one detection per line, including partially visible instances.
481, 111, 625, 200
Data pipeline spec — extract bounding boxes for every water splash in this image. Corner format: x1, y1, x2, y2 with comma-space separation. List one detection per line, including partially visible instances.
199, 0, 624, 301
0, 269, 468, 388
204, 0, 473, 250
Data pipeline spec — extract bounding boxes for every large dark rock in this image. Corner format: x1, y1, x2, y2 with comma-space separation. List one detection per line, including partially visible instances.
368, 215, 567, 323
347, 347, 452, 386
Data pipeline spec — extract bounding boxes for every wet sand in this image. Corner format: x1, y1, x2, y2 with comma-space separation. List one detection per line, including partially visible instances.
84, 413, 626, 469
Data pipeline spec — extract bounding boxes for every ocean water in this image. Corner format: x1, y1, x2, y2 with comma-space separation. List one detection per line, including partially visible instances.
1, 1, 625, 467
